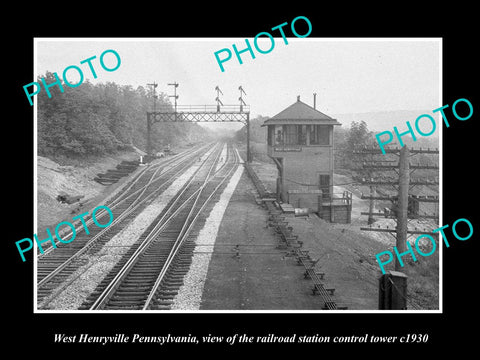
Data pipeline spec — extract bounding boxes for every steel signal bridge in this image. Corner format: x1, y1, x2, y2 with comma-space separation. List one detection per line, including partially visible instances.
146, 85, 251, 162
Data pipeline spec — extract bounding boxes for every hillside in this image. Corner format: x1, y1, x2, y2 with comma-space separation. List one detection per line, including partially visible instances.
37, 73, 213, 162
36, 140, 201, 238
36, 151, 141, 236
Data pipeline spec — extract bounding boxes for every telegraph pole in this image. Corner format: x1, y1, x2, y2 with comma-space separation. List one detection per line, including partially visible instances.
354, 144, 438, 309
368, 183, 376, 225
395, 145, 410, 270
356, 146, 439, 239
247, 112, 251, 162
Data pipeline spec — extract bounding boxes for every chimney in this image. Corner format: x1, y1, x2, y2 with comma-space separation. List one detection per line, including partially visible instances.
313, 93, 317, 109
297, 95, 300, 102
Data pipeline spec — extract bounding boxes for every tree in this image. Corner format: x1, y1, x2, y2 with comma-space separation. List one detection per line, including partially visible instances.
336, 121, 376, 170
37, 74, 213, 159
346, 121, 373, 152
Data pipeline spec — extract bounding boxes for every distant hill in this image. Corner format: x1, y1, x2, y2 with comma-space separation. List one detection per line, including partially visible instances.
331, 110, 434, 132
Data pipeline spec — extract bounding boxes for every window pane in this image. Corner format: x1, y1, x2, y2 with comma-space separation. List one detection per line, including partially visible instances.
285, 125, 297, 145
318, 125, 330, 145
297, 125, 306, 145
309, 125, 318, 144
274, 125, 283, 145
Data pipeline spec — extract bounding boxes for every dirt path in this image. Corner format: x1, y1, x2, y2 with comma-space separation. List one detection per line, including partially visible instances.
200, 171, 326, 310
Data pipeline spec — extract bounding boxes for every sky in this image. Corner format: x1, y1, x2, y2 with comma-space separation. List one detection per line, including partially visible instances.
35, 38, 441, 128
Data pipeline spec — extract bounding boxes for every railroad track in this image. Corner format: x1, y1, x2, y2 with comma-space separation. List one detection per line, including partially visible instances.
79, 142, 239, 310
36, 143, 216, 304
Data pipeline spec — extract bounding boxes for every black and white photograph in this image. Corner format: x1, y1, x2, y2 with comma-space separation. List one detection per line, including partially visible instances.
6, 7, 478, 353
32, 38, 441, 312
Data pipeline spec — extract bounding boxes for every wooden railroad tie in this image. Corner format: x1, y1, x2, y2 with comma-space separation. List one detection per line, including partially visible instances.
296, 250, 310, 264
312, 284, 335, 296
303, 260, 321, 279
322, 301, 339, 310
268, 217, 286, 227
269, 214, 285, 221
277, 226, 297, 243
304, 271, 325, 280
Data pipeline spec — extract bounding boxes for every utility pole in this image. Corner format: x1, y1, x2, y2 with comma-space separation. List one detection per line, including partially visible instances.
356, 146, 439, 238
395, 145, 410, 270
247, 112, 251, 162
354, 144, 438, 309
368, 183, 376, 225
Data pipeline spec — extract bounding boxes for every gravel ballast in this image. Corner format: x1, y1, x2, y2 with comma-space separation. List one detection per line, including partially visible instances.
38, 148, 216, 310
171, 164, 244, 310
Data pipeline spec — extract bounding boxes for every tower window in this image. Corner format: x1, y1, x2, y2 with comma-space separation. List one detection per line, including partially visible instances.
309, 125, 330, 145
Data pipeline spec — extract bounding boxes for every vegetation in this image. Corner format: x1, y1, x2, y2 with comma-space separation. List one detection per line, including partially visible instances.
334, 120, 377, 170
37, 72, 211, 160
234, 115, 268, 143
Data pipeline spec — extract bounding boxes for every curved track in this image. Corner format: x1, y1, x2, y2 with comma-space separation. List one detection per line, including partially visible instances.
36, 143, 216, 304
82, 142, 239, 310
37, 142, 241, 310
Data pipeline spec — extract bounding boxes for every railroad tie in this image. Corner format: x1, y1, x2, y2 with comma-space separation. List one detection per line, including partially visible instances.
244, 162, 347, 310
322, 301, 337, 310
312, 284, 335, 296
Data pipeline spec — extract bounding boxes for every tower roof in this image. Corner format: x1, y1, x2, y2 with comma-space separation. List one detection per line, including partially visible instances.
262, 97, 341, 126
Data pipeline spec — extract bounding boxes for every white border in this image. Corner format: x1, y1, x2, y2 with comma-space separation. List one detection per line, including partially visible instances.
33, 37, 443, 314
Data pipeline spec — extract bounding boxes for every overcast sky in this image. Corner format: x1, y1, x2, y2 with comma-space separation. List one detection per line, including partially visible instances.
35, 38, 441, 124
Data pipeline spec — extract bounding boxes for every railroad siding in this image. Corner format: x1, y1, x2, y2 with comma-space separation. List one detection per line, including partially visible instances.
38, 149, 216, 310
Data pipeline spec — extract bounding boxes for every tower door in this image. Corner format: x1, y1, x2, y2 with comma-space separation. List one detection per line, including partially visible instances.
319, 174, 330, 199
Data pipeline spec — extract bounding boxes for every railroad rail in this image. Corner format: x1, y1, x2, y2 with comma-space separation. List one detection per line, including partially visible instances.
80, 142, 239, 310
36, 143, 216, 304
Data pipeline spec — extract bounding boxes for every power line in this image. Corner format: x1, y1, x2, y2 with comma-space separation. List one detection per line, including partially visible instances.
355, 144, 439, 271
285, 177, 362, 187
